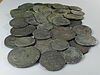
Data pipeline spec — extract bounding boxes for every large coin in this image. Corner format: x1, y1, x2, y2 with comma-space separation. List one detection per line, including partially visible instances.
61, 47, 83, 64
8, 46, 40, 68
39, 51, 65, 71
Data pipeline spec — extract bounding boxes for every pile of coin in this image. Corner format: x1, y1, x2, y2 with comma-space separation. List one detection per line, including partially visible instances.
4, 3, 97, 71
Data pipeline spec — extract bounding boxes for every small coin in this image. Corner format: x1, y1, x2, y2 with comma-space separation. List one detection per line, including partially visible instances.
71, 10, 85, 16
51, 27, 76, 40
11, 25, 36, 36
50, 39, 69, 51
54, 9, 70, 14
75, 35, 97, 46
8, 46, 40, 68
64, 14, 84, 20
69, 40, 90, 54
37, 23, 54, 30
69, 20, 82, 27
61, 47, 83, 64
15, 37, 36, 47
72, 25, 92, 35
34, 39, 53, 54
69, 6, 82, 11
4, 35, 17, 48
39, 51, 65, 71
33, 29, 51, 40
52, 16, 70, 26
25, 16, 39, 25
10, 17, 28, 28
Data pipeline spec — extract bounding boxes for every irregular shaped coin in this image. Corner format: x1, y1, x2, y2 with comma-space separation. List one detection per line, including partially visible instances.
75, 35, 97, 46
15, 37, 36, 47
61, 47, 83, 64
40, 51, 65, 71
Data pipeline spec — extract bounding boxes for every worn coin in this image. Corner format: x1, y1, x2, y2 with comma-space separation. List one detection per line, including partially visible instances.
69, 6, 82, 11
39, 51, 65, 71
34, 39, 53, 54
11, 25, 36, 36
33, 29, 51, 40
50, 39, 69, 51
15, 37, 36, 47
64, 14, 84, 20
69, 40, 90, 54
37, 23, 54, 30
52, 16, 70, 26
4, 35, 17, 48
71, 10, 85, 16
75, 35, 97, 46
72, 25, 92, 35
51, 27, 76, 40
61, 47, 83, 64
10, 17, 28, 28
69, 20, 82, 27
8, 46, 40, 68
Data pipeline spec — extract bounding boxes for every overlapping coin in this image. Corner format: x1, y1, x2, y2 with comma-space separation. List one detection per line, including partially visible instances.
4, 3, 97, 71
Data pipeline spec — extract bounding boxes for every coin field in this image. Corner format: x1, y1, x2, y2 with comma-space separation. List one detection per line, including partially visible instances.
4, 3, 97, 71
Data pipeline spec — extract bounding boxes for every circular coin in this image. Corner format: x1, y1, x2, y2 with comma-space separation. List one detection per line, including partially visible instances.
61, 47, 83, 64
75, 35, 97, 46
8, 46, 40, 68
39, 51, 65, 71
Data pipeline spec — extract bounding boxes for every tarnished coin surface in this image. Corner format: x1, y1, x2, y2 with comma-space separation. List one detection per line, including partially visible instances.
15, 37, 36, 47
61, 47, 83, 64
4, 35, 17, 48
40, 51, 65, 71
75, 35, 97, 46
8, 46, 40, 68
11, 25, 36, 36
50, 39, 69, 51
33, 29, 51, 40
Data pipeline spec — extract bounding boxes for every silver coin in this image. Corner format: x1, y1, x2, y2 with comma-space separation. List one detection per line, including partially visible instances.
11, 25, 36, 36
61, 47, 83, 64
50, 39, 69, 51
8, 46, 40, 68
75, 35, 97, 46
69, 40, 90, 54
33, 29, 51, 40
4, 35, 17, 48
72, 25, 92, 35
39, 51, 65, 71
15, 37, 36, 47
